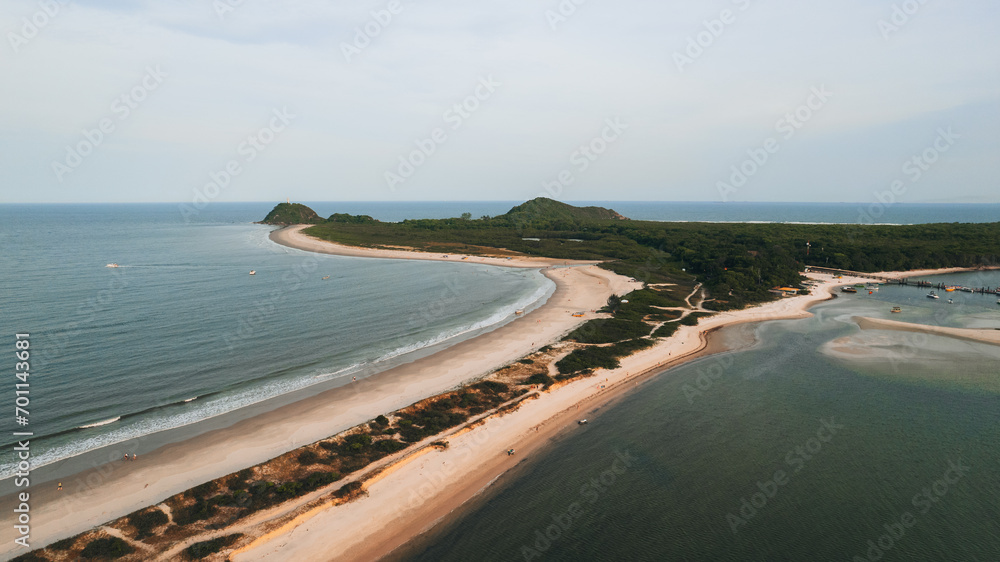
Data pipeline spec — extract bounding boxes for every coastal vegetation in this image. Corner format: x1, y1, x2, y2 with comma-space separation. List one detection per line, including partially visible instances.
275, 198, 1000, 311
24, 201, 998, 561
259, 202, 324, 225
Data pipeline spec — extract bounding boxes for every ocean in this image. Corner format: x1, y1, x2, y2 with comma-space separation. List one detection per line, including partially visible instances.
399, 271, 1000, 562
2, 201, 997, 560
0, 203, 552, 479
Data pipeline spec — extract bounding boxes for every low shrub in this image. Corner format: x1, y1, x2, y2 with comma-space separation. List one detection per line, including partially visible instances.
128, 507, 169, 539
525, 372, 555, 387
174, 499, 217, 526
80, 537, 134, 559
184, 533, 242, 560
472, 380, 509, 395
298, 450, 320, 465
189, 481, 217, 500
333, 481, 363, 499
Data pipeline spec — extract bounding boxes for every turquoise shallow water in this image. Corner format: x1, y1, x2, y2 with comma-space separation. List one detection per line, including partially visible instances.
401, 272, 1000, 562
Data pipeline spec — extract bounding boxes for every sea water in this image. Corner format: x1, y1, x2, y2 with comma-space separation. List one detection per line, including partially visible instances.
401, 271, 1000, 561
0, 203, 552, 478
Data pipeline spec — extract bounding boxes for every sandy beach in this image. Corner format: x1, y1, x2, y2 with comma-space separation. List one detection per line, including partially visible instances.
0, 228, 636, 559
6, 227, 969, 561
224, 235, 884, 562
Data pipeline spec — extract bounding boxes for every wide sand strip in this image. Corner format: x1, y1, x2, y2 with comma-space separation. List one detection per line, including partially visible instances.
855, 316, 1000, 346
0, 236, 638, 557
232, 270, 867, 561
268, 224, 601, 269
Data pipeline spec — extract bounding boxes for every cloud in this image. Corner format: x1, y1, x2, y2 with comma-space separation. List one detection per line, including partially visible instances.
1, 0, 997, 203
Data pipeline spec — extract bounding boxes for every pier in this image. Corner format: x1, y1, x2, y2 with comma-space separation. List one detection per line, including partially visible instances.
804, 266, 999, 295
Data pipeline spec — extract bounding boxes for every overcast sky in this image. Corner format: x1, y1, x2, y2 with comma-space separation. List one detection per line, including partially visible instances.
2, 0, 998, 204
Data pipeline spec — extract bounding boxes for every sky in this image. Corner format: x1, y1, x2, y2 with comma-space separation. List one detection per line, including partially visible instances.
1, 0, 998, 204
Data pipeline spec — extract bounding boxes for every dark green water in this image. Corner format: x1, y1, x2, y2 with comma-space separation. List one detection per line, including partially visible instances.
400, 286, 1000, 561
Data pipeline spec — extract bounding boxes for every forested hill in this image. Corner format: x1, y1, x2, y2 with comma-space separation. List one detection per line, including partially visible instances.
501, 198, 628, 224
260, 202, 323, 225
262, 200, 1000, 310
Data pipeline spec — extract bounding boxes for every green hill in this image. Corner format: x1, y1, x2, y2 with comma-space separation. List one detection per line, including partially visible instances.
260, 203, 323, 225
501, 198, 627, 225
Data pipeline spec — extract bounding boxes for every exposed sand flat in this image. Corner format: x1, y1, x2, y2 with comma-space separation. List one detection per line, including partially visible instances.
0, 230, 638, 559
870, 266, 1000, 280
854, 316, 1000, 346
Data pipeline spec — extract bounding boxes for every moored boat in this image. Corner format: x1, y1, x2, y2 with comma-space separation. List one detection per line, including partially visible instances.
890, 306, 902, 313
841, 287, 858, 294
927, 291, 939, 299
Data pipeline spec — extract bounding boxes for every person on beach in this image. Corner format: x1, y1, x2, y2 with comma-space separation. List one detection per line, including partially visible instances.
57, 482, 62, 491
132, 453, 137, 461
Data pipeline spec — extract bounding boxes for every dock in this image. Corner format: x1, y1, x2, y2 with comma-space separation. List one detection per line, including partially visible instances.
804, 266, 999, 295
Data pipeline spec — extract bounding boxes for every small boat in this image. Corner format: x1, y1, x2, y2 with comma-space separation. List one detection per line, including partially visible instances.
945, 286, 956, 292
841, 287, 858, 294
249, 270, 256, 275
959, 287, 974, 293
890, 306, 902, 313
578, 419, 588, 425
927, 291, 939, 299
514, 309, 524, 316
854, 284, 866, 288
105, 263, 120, 268
322, 276, 330, 280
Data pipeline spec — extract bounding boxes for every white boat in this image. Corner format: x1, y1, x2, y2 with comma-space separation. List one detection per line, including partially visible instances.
927, 292, 939, 299
105, 263, 120, 268
249, 270, 256, 275
947, 299, 954, 304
